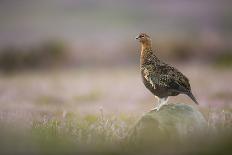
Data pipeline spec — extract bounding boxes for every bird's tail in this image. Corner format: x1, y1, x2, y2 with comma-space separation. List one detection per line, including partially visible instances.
186, 91, 198, 105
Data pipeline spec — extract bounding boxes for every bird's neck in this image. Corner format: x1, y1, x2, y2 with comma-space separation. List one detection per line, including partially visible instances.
140, 42, 159, 65
141, 41, 152, 52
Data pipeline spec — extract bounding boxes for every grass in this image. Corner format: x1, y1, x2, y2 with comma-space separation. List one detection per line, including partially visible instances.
0, 40, 67, 72
0, 111, 135, 154
0, 67, 231, 154
0, 108, 231, 155
214, 52, 232, 68
73, 90, 102, 103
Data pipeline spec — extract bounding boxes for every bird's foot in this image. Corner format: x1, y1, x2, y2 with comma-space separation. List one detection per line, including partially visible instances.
150, 106, 161, 112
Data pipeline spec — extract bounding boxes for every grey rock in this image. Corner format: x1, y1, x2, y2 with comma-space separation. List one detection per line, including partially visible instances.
127, 103, 207, 144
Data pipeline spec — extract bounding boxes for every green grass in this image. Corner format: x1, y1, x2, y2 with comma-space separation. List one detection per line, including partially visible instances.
214, 52, 232, 68
73, 90, 102, 103
0, 109, 231, 155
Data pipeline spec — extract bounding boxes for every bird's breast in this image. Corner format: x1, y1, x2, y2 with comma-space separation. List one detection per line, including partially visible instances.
141, 67, 156, 91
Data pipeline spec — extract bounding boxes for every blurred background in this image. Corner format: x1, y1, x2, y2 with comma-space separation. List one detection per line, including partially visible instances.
0, 0, 231, 153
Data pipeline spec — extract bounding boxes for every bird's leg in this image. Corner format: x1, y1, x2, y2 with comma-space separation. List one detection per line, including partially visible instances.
157, 97, 169, 111
152, 97, 169, 111
150, 96, 160, 111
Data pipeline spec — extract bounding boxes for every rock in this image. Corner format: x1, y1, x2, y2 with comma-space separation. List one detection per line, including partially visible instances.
127, 103, 207, 144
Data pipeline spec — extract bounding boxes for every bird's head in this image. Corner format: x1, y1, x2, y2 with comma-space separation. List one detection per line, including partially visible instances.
136, 33, 152, 50
135, 33, 151, 44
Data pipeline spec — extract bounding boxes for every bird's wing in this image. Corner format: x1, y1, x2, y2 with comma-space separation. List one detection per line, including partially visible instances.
149, 63, 191, 92
142, 64, 198, 104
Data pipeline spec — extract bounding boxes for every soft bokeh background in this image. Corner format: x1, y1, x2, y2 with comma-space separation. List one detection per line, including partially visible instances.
0, 0, 231, 154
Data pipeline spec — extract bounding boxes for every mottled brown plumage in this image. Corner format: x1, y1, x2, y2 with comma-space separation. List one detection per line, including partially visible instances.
136, 33, 198, 110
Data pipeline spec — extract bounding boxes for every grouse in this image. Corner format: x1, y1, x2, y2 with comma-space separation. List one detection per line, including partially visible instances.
136, 33, 198, 111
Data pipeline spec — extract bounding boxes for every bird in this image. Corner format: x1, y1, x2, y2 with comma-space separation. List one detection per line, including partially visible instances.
136, 33, 198, 111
